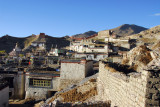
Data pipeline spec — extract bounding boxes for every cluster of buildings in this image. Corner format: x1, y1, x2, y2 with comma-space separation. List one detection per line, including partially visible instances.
1, 30, 159, 107
0, 33, 98, 106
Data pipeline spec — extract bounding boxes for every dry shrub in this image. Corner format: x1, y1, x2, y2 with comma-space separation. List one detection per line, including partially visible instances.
139, 51, 152, 65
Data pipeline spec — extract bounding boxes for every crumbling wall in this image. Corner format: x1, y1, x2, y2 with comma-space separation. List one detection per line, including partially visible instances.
97, 61, 156, 107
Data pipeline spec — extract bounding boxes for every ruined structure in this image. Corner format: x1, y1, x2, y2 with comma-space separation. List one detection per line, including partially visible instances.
97, 45, 160, 107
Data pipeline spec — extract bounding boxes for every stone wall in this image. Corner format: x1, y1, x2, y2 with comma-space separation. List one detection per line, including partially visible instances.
97, 61, 160, 107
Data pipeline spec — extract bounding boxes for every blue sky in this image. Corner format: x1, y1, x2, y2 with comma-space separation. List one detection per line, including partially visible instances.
0, 0, 160, 37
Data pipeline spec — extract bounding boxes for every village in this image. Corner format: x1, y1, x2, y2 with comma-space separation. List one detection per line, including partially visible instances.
0, 25, 160, 107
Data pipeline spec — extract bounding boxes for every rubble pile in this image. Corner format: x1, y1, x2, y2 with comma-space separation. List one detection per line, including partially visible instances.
122, 42, 160, 72
42, 74, 98, 106
57, 86, 97, 103
122, 45, 153, 68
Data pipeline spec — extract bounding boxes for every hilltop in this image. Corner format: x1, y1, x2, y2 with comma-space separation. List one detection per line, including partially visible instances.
71, 24, 147, 39
110, 24, 148, 37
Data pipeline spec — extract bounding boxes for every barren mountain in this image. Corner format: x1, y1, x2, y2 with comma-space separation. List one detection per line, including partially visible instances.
110, 24, 148, 37
0, 35, 25, 53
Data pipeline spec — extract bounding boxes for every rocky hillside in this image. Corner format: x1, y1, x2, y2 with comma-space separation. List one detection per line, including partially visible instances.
122, 45, 152, 67
71, 31, 97, 38
0, 34, 70, 53
121, 43, 160, 71
110, 24, 148, 37
130, 25, 160, 44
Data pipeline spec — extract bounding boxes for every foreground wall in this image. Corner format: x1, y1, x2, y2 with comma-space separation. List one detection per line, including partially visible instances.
97, 61, 160, 107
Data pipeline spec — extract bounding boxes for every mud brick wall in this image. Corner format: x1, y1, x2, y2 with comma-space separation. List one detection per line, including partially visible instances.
97, 61, 160, 107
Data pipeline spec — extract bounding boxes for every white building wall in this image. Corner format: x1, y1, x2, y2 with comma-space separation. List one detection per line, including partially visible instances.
61, 63, 85, 80
25, 72, 60, 100
60, 60, 93, 89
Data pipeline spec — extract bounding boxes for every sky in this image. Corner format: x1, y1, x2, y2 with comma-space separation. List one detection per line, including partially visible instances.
0, 0, 160, 37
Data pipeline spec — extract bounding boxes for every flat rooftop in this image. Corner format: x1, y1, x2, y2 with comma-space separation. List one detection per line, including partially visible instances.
61, 59, 81, 63
28, 67, 60, 75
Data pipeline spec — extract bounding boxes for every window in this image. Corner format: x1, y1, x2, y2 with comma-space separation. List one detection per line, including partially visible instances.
29, 78, 51, 87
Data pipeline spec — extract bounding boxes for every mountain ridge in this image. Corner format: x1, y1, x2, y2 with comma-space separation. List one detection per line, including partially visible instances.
0, 24, 150, 53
